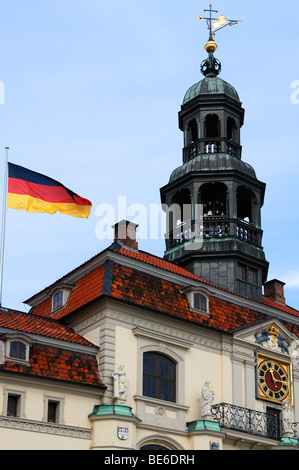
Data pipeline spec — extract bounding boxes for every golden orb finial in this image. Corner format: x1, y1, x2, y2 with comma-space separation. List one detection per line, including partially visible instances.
204, 40, 218, 54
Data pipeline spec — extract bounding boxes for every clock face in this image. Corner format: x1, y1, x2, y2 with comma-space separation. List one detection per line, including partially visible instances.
257, 355, 291, 403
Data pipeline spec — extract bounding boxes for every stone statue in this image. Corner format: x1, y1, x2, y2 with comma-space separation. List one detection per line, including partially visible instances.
112, 365, 129, 404
201, 380, 215, 420
282, 398, 293, 437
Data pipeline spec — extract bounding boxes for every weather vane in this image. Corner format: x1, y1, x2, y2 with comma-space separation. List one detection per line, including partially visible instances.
198, 4, 242, 77
198, 4, 242, 41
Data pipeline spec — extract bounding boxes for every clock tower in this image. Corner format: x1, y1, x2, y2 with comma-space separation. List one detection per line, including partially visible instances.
160, 12, 269, 301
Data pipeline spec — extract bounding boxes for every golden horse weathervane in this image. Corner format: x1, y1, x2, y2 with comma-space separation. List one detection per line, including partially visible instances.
198, 5, 242, 77
198, 3, 242, 41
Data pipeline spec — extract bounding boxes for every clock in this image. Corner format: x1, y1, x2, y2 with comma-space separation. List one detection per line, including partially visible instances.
256, 354, 292, 403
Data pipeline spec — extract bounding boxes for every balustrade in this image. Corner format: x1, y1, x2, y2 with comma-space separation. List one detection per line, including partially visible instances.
212, 403, 283, 440
166, 217, 261, 250
183, 137, 241, 162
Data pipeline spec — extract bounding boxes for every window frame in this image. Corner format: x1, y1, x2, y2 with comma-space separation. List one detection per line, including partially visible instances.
133, 327, 190, 432
3, 388, 26, 418
50, 284, 74, 313
143, 351, 176, 403
193, 292, 208, 312
52, 290, 63, 311
10, 341, 26, 361
237, 263, 247, 281
7, 394, 20, 417
184, 287, 210, 316
43, 394, 65, 424
3, 334, 31, 364
237, 263, 258, 286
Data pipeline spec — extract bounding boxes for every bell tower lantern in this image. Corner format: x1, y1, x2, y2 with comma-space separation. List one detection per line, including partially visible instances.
160, 6, 269, 301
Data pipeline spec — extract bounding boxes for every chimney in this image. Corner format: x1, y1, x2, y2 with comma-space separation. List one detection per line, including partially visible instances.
263, 279, 285, 305
112, 220, 138, 250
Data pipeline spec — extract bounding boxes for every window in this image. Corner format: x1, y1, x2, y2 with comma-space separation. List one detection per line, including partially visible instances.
237, 263, 247, 281
3, 389, 25, 418
204, 113, 220, 138
266, 407, 281, 439
143, 352, 176, 403
193, 293, 207, 312
248, 268, 257, 285
50, 284, 74, 313
186, 118, 198, 145
47, 400, 59, 423
53, 290, 63, 310
227, 117, 237, 142
3, 334, 31, 363
201, 182, 227, 217
237, 186, 256, 224
7, 394, 20, 417
184, 287, 210, 316
238, 264, 258, 285
10, 341, 26, 360
43, 395, 64, 423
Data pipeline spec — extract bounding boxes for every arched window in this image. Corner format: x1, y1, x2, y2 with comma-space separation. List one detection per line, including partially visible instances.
227, 117, 237, 141
10, 341, 26, 360
237, 186, 253, 223
143, 352, 176, 402
53, 290, 63, 310
204, 114, 220, 138
141, 445, 170, 450
167, 189, 192, 246
186, 118, 198, 145
170, 189, 191, 227
200, 182, 227, 217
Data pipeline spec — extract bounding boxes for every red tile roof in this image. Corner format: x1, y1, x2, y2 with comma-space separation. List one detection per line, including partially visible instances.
28, 245, 299, 335
110, 263, 271, 332
117, 246, 208, 283
0, 344, 104, 387
0, 308, 94, 346
0, 308, 105, 388
32, 264, 105, 320
262, 296, 299, 318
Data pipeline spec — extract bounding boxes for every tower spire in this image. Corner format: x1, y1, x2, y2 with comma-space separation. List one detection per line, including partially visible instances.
198, 4, 242, 77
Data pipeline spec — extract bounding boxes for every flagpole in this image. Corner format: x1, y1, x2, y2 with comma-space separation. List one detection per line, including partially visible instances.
0, 147, 9, 307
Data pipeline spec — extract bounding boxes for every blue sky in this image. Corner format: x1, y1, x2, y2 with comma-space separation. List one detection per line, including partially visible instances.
0, 0, 299, 311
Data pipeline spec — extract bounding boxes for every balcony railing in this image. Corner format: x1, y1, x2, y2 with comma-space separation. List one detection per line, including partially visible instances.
183, 137, 241, 162
211, 403, 288, 441
166, 218, 262, 250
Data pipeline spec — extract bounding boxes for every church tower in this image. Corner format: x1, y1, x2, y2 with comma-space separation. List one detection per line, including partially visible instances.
160, 7, 269, 301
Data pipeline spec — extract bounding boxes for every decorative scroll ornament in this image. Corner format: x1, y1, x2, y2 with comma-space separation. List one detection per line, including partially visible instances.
255, 326, 290, 354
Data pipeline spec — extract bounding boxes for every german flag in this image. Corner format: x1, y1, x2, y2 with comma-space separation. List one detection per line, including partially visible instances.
7, 163, 92, 218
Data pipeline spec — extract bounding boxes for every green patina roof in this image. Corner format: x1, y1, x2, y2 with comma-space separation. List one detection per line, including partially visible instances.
183, 76, 240, 105
169, 153, 256, 183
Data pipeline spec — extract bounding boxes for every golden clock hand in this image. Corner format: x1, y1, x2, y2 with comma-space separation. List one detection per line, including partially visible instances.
269, 367, 276, 382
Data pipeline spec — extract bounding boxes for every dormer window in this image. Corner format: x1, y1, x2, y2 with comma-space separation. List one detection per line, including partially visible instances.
2, 334, 32, 364
53, 291, 63, 310
50, 284, 75, 313
193, 293, 207, 312
184, 287, 210, 316
10, 341, 26, 360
